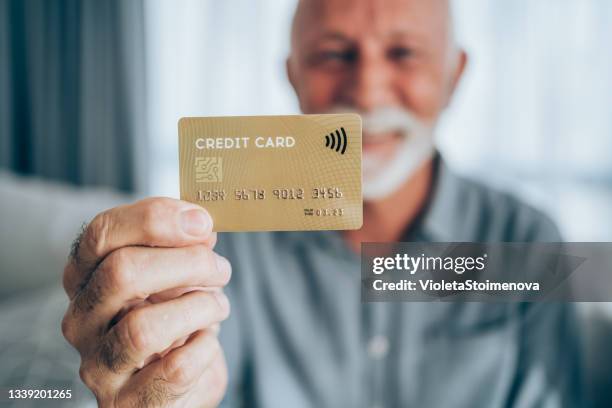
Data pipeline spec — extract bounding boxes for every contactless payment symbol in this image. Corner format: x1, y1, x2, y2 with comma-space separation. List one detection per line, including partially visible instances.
324, 127, 348, 155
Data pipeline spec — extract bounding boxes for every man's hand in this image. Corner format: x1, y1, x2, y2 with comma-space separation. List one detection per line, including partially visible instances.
61, 198, 231, 407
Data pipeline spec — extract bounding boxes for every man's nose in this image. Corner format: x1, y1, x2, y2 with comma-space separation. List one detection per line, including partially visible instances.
348, 58, 394, 112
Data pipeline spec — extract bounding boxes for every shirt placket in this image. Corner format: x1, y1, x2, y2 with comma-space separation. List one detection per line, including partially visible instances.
363, 301, 391, 408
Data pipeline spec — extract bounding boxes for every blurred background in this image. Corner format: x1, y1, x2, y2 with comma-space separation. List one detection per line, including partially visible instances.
0, 0, 611, 406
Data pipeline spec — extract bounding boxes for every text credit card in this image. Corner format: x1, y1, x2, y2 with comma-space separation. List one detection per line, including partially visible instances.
179, 114, 362, 232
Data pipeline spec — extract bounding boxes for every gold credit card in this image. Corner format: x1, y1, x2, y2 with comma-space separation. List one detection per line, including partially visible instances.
179, 114, 362, 232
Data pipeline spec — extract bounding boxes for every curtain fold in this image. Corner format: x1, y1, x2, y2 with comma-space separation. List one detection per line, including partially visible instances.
0, 0, 12, 166
0, 0, 147, 192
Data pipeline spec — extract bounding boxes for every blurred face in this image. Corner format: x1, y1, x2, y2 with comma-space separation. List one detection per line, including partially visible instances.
288, 0, 464, 199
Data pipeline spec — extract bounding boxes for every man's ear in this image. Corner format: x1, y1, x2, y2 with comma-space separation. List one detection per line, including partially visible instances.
445, 49, 467, 107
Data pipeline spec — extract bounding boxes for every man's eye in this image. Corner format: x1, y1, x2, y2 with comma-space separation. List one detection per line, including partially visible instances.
388, 46, 413, 61
315, 49, 357, 64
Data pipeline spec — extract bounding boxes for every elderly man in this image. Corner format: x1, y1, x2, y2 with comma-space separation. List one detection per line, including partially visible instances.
61, 0, 581, 406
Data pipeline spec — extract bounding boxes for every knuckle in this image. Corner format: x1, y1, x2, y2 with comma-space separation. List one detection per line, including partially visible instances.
141, 199, 171, 242
78, 360, 99, 392
87, 211, 113, 258
121, 309, 152, 352
209, 292, 230, 321
61, 311, 76, 344
200, 248, 231, 285
99, 248, 136, 294
163, 352, 198, 387
219, 256, 232, 285
220, 302, 231, 321
213, 252, 232, 285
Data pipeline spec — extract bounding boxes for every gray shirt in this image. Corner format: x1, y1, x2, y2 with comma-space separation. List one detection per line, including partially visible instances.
216, 158, 581, 408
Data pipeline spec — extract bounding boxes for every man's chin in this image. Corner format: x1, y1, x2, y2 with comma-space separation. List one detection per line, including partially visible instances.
361, 172, 397, 203
361, 152, 401, 201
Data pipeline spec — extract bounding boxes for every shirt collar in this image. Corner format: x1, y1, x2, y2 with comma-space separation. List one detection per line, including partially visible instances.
408, 155, 463, 242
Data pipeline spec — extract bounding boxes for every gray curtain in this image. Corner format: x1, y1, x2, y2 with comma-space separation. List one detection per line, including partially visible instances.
0, 0, 147, 192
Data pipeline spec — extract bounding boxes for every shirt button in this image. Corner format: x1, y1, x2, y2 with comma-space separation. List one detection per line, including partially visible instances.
367, 335, 389, 360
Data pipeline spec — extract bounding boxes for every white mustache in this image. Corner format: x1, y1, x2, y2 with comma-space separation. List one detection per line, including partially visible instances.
327, 105, 435, 200
327, 106, 427, 141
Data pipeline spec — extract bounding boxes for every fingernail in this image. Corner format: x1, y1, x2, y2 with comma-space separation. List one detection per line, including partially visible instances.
180, 208, 211, 236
